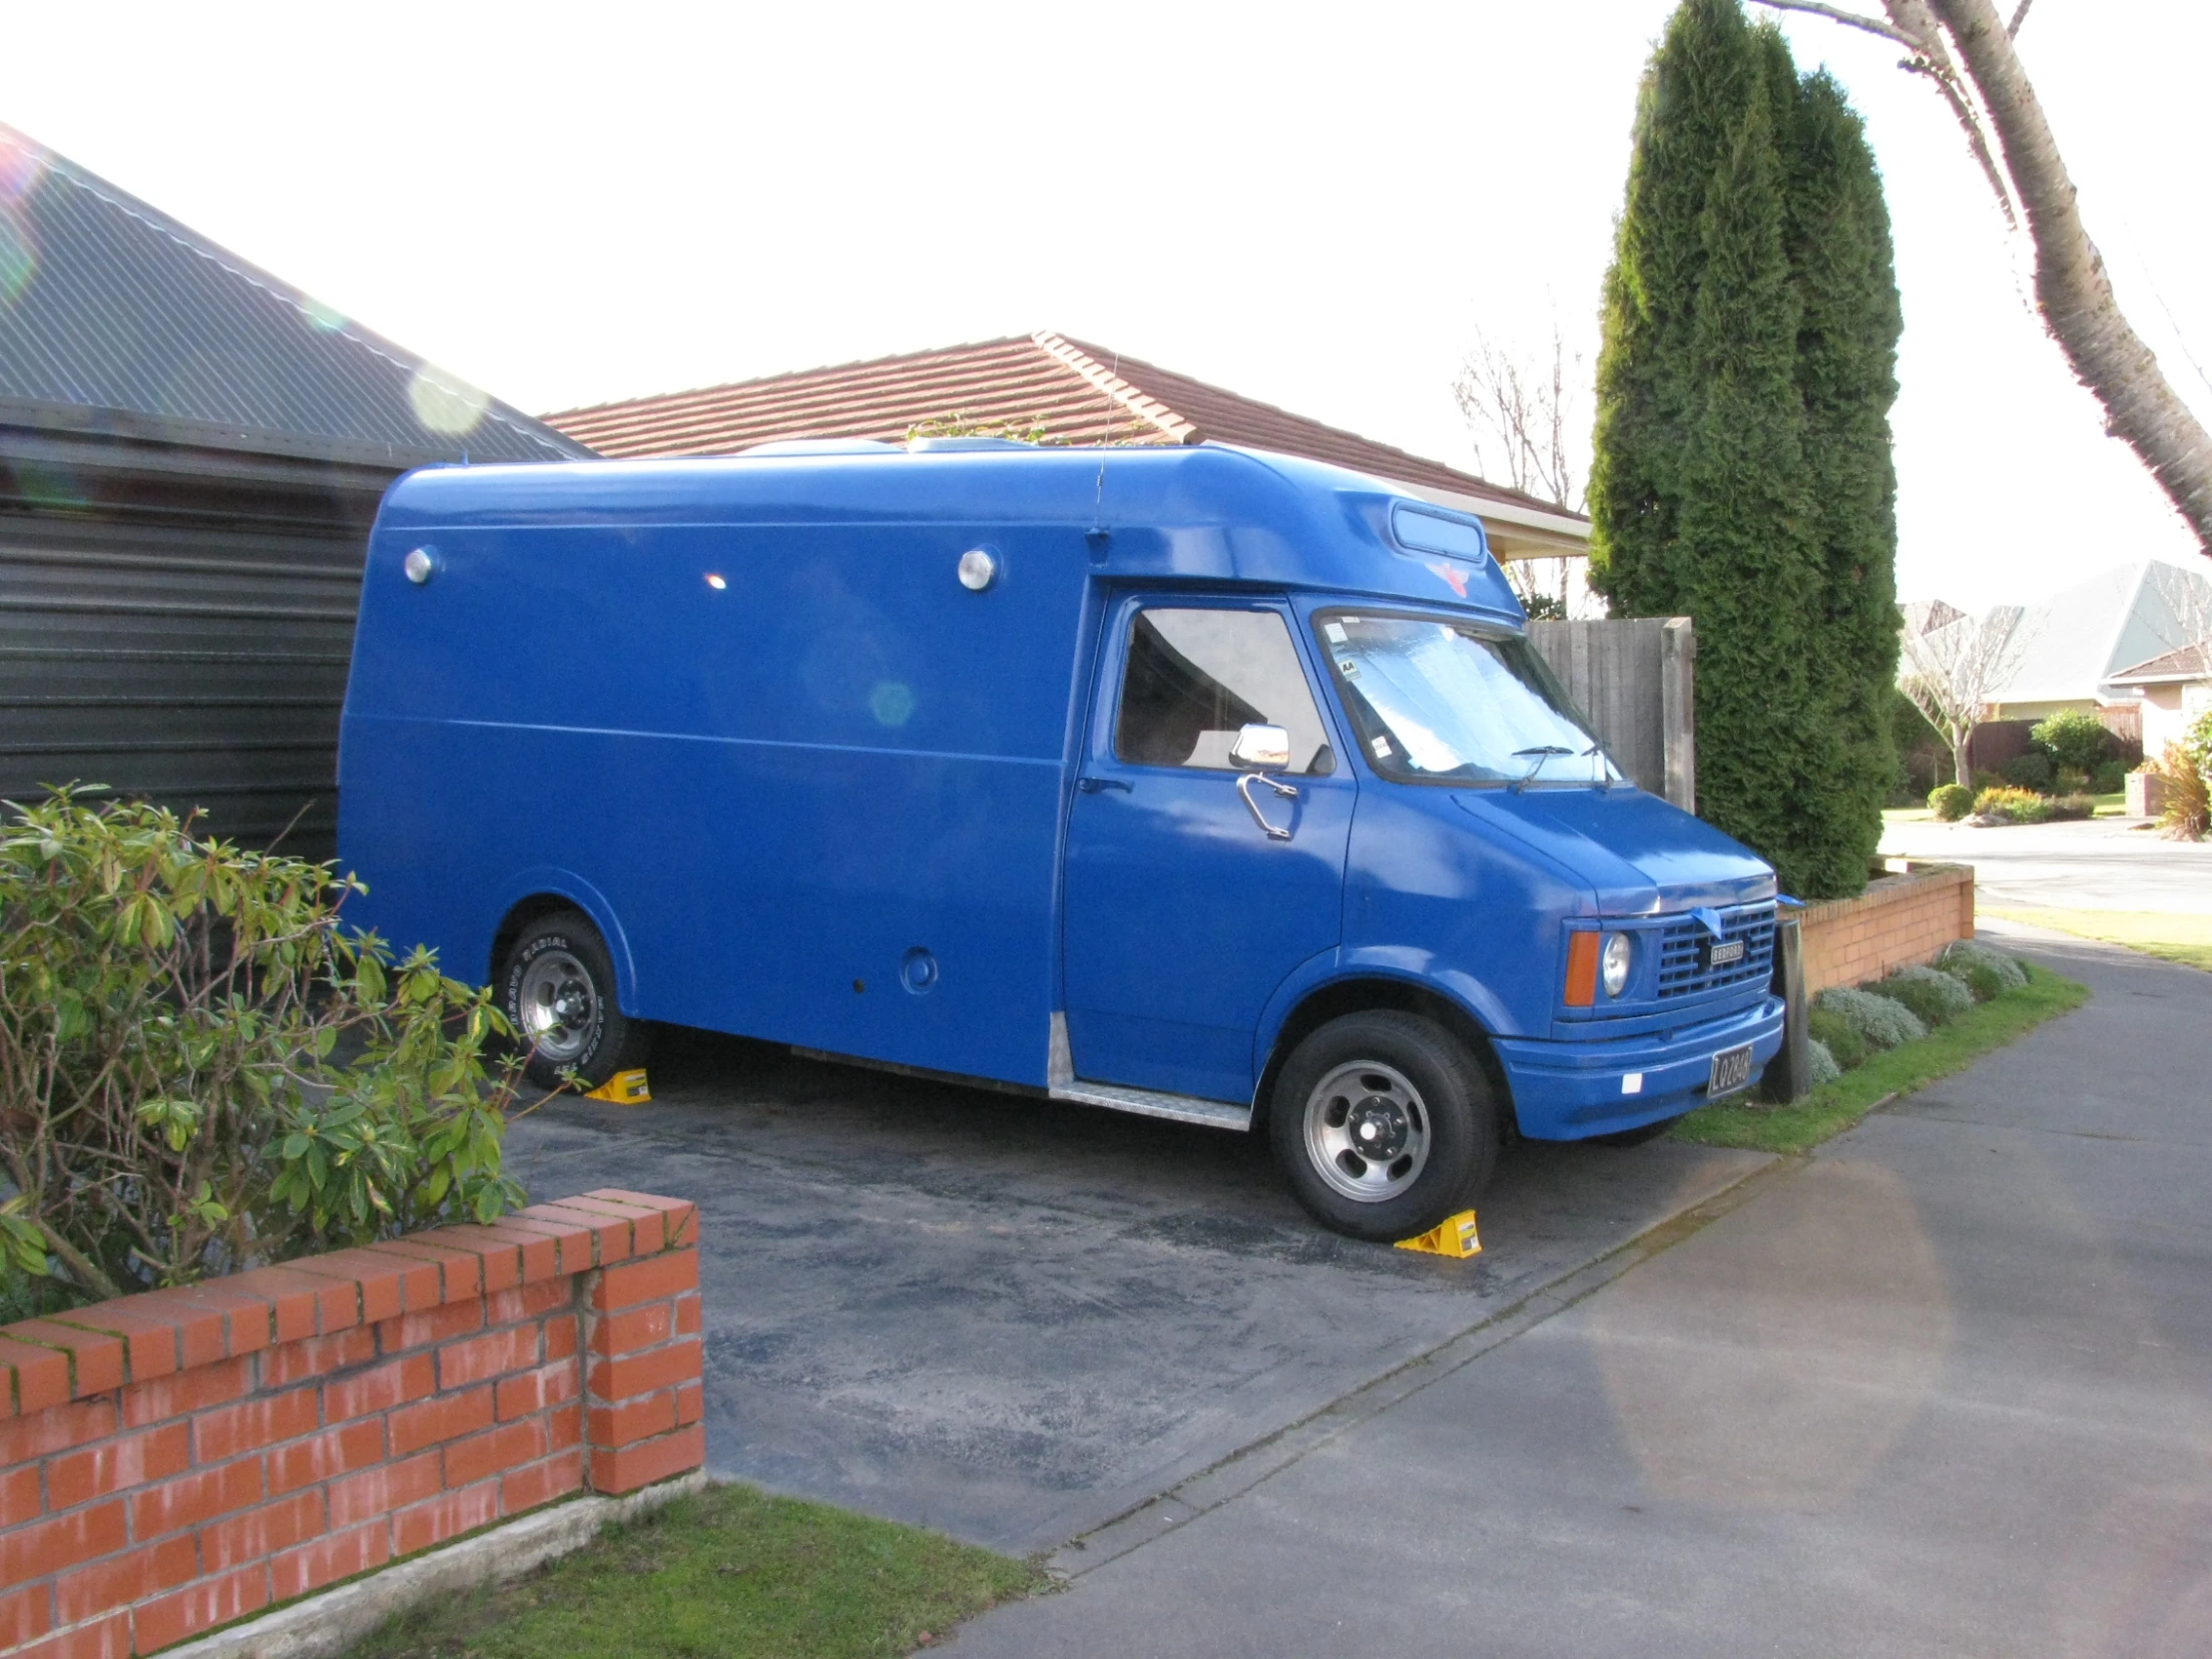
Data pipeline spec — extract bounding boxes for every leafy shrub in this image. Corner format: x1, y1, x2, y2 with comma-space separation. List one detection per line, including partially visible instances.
1971, 770, 2008, 794
1929, 784, 1974, 822
1936, 939, 2026, 1000
1807, 1003, 1869, 1069
2052, 767, 2089, 794
2090, 761, 2127, 796
1876, 963, 1973, 1028
2001, 752, 2053, 791
2030, 708, 2112, 776
2047, 794, 2095, 822
1814, 985, 1928, 1050
0, 789, 527, 1310
1973, 786, 2051, 825
2152, 741, 2209, 840
1806, 1038, 1842, 1088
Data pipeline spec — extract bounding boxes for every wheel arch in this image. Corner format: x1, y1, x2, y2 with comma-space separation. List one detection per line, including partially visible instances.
486, 872, 640, 1011
1255, 974, 1518, 1141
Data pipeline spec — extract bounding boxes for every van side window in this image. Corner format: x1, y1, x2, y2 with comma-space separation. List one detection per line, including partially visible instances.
1115, 608, 1336, 775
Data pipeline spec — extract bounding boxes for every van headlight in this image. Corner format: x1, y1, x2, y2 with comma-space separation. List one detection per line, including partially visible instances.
1601, 932, 1633, 998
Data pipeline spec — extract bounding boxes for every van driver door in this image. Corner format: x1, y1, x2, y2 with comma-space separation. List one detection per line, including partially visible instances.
1060, 596, 1355, 1104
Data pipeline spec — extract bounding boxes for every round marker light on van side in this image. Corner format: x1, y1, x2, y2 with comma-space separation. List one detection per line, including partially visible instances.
1601, 932, 1633, 997
402, 545, 439, 585
956, 548, 998, 591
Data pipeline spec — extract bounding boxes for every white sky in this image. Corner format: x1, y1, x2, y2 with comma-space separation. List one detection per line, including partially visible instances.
2, 1, 2205, 613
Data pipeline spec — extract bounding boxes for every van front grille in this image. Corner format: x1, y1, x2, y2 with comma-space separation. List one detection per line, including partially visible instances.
1655, 903, 1777, 999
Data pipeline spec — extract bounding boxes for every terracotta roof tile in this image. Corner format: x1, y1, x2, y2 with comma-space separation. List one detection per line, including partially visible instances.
544, 331, 1571, 520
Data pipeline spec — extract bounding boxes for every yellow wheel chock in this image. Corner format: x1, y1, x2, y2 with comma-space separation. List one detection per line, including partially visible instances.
583, 1068, 652, 1105
1394, 1209, 1481, 1259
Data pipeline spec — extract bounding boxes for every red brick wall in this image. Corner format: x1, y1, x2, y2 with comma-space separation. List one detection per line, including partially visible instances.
0, 1190, 702, 1659
1799, 861, 1975, 995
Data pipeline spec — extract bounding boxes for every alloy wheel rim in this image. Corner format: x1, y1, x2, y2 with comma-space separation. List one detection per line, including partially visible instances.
1304, 1059, 1431, 1203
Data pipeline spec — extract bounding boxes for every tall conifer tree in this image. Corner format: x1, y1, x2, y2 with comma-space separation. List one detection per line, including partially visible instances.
1589, 0, 1901, 899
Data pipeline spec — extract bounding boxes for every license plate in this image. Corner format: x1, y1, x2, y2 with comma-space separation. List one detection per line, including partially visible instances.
1708, 1043, 1754, 1098
1708, 937, 1746, 967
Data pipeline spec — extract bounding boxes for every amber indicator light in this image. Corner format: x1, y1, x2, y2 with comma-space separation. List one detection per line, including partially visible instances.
1564, 932, 1600, 1007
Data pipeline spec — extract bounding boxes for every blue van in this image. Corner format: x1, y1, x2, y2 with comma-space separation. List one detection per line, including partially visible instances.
339, 439, 1784, 1240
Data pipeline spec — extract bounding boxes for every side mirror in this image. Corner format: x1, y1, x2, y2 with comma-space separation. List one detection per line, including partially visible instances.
1229, 723, 1292, 772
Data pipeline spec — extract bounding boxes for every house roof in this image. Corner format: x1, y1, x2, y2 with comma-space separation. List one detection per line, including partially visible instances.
1980, 559, 2212, 707
0, 123, 587, 468
544, 331, 1590, 556
2109, 641, 2211, 686
1900, 598, 1966, 637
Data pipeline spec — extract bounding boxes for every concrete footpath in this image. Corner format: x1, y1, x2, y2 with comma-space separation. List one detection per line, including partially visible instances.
951, 924, 2212, 1658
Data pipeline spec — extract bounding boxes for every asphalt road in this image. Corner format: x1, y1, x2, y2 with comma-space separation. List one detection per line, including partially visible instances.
1880, 815, 2212, 912
950, 923, 2212, 1657
503, 1032, 1767, 1553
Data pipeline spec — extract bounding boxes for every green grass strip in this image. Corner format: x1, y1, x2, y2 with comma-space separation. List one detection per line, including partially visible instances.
344, 1482, 1044, 1659
1673, 961, 2087, 1156
1980, 907, 2212, 973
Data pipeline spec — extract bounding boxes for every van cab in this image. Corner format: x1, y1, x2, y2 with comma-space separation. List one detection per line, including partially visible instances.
338, 439, 1784, 1240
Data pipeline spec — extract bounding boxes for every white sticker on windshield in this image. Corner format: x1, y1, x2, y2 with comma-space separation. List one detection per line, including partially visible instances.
1323, 622, 1348, 644
1372, 736, 1391, 759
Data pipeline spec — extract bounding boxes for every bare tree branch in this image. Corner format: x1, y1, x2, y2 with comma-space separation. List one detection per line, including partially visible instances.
1452, 324, 1600, 619
1900, 607, 2037, 786
1765, 0, 2212, 559
1752, 0, 1920, 48
1754, 0, 2019, 224
1882, 0, 2021, 226
1927, 0, 2212, 553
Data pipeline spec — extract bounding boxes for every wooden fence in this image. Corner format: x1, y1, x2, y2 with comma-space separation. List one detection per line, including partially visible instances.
1528, 617, 1697, 812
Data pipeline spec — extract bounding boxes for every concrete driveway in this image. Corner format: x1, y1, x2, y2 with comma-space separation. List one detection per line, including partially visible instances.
1880, 815, 2212, 912
503, 1033, 1767, 1552
949, 923, 2212, 1657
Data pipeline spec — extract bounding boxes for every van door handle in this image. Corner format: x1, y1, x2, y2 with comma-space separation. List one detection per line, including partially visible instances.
1237, 773, 1299, 841
1077, 776, 1132, 794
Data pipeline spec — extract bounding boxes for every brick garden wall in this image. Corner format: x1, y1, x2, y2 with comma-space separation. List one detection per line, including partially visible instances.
0, 1190, 703, 1659
1799, 861, 1974, 995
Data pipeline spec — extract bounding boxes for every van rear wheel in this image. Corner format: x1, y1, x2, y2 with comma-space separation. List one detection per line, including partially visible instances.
500, 910, 652, 1090
1269, 1011, 1498, 1243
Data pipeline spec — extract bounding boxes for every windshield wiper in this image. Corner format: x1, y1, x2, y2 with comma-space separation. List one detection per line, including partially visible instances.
1510, 745, 1572, 793
1581, 742, 1617, 791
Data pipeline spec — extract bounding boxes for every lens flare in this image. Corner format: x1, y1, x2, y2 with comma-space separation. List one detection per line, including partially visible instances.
407, 368, 488, 438
868, 681, 915, 728
0, 208, 35, 308
0, 131, 47, 202
705, 573, 727, 590
300, 296, 347, 332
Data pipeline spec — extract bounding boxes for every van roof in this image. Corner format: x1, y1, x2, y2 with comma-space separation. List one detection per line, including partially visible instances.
372, 441, 1526, 622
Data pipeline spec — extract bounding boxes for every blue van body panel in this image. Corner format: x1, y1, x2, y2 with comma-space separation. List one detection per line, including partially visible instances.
341, 441, 1783, 1133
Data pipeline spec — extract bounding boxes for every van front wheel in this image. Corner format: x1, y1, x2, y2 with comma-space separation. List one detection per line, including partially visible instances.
500, 910, 652, 1090
1269, 1011, 1498, 1243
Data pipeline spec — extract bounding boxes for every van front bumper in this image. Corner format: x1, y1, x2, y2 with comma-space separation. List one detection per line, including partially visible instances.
1491, 995, 1787, 1141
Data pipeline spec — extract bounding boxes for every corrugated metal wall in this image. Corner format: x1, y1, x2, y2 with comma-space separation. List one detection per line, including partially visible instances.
0, 425, 393, 861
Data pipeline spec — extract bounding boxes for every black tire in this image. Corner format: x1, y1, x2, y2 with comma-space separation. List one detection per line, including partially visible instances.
499, 910, 653, 1090
1268, 1011, 1499, 1243
1591, 1115, 1684, 1149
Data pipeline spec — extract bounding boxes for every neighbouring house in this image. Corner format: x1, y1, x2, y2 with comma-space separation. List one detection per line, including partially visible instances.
2108, 642, 2212, 759
1980, 559, 2209, 725
0, 123, 586, 854
542, 331, 1592, 568
1903, 559, 2212, 766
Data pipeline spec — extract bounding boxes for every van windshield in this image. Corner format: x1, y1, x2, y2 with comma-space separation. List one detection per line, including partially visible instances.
1315, 612, 1621, 787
